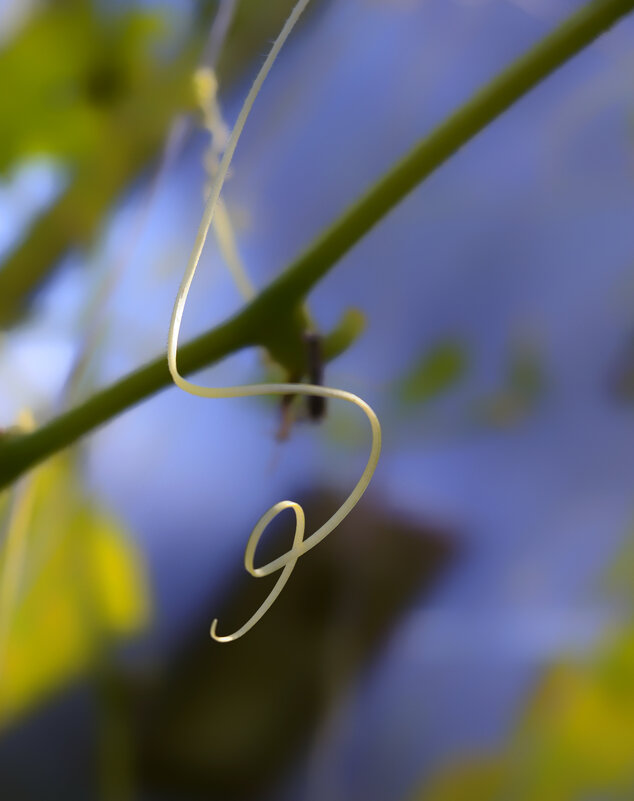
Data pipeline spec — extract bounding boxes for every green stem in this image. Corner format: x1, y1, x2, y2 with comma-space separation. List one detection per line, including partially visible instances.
0, 315, 255, 489
0, 0, 631, 490
247, 0, 634, 311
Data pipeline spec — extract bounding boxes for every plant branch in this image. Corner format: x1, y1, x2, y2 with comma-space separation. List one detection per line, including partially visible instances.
1, 0, 632, 490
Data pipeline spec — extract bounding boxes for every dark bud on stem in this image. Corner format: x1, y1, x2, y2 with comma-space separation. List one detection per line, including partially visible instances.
304, 332, 326, 421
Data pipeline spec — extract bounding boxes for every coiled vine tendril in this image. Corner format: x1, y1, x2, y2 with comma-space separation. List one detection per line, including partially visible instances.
167, 0, 382, 642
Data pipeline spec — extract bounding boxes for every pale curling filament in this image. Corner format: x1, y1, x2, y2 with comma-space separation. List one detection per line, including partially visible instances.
167, 0, 381, 643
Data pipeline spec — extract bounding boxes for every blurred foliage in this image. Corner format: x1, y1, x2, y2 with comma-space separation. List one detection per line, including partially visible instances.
131, 489, 456, 799
0, 2, 164, 172
415, 530, 634, 801
0, 0, 327, 328
0, 0, 196, 326
322, 307, 367, 362
0, 455, 148, 728
399, 341, 468, 406
417, 634, 634, 801
418, 755, 506, 801
475, 340, 545, 428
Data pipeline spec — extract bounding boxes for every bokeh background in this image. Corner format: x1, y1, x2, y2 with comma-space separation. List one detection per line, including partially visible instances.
1, 0, 634, 799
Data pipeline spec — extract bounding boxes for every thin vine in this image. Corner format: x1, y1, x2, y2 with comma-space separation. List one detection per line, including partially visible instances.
168, 0, 381, 641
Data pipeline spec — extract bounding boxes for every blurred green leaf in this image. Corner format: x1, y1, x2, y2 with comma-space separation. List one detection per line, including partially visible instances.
416, 756, 505, 801
0, 455, 149, 727
416, 551, 634, 801
508, 345, 544, 401
323, 307, 366, 362
0, 0, 196, 326
602, 523, 634, 605
0, 0, 330, 328
400, 341, 468, 405
0, 1, 163, 172
416, 640, 634, 801
474, 342, 545, 428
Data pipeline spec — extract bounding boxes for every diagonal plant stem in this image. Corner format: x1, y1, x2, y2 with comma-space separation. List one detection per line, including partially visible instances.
0, 0, 632, 491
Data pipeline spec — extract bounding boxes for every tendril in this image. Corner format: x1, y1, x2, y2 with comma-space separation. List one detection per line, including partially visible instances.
167, 0, 381, 642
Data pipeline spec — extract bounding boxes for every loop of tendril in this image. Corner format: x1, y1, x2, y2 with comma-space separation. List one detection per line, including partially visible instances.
168, 0, 381, 643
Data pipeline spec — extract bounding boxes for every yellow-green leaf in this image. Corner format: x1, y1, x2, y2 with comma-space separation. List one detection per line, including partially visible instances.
0, 456, 149, 727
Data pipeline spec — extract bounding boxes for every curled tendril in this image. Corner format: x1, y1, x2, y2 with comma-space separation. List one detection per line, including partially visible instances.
167, 0, 381, 643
